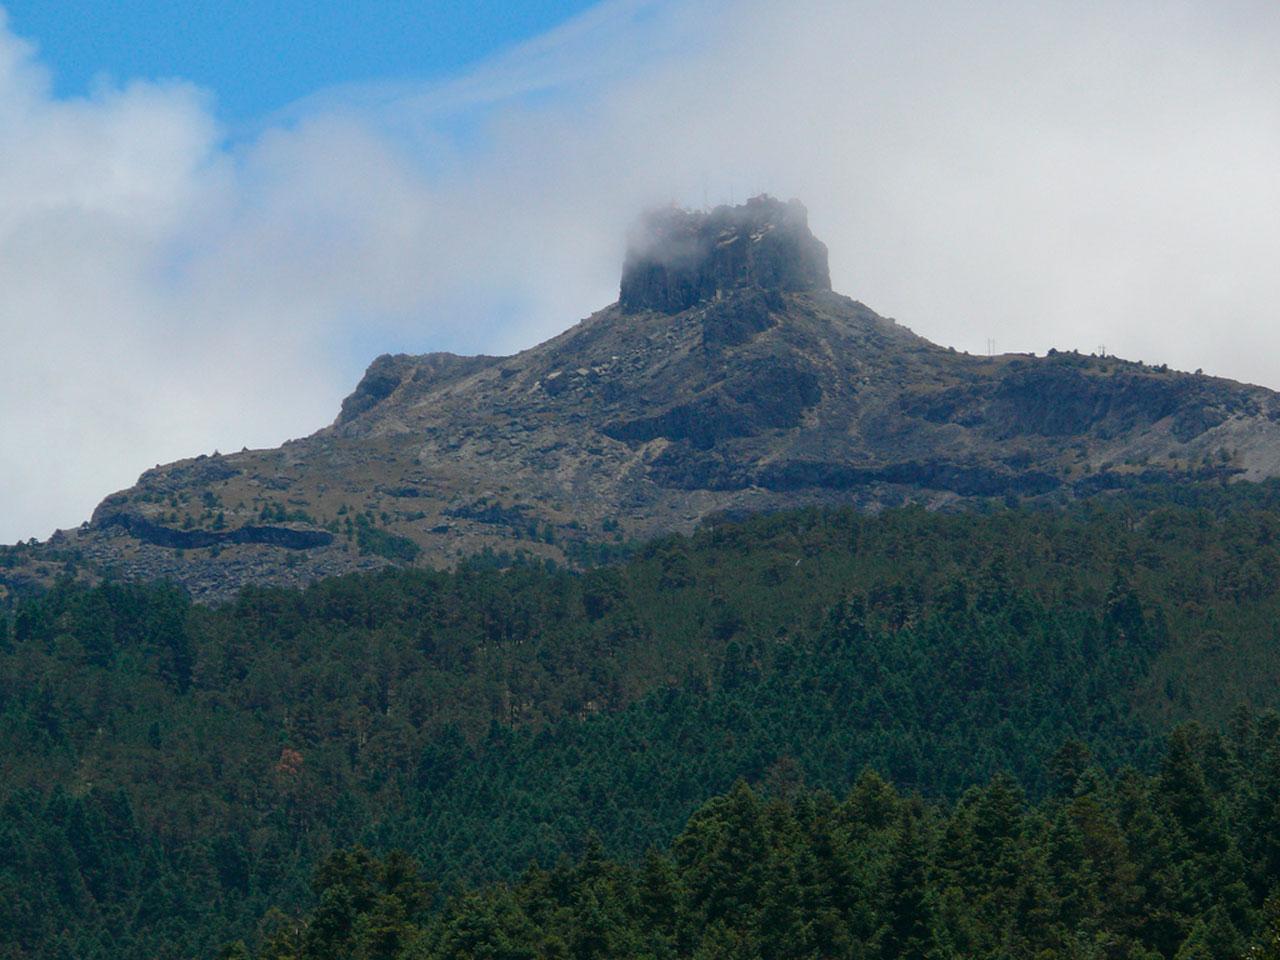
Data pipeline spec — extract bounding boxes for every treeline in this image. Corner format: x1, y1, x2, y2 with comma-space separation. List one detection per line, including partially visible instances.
247, 716, 1280, 960
6, 489, 1280, 956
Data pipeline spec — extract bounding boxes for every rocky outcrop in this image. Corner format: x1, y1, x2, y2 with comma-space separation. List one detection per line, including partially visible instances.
338, 354, 418, 424
619, 196, 830, 313
337, 352, 498, 426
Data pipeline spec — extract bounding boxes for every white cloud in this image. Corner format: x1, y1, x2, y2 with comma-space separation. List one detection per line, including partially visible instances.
2, 0, 1278, 542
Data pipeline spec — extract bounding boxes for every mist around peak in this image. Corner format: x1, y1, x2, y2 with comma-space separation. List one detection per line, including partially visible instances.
619, 196, 831, 313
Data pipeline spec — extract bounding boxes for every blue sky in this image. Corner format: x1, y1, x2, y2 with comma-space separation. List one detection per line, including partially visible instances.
3, 0, 599, 121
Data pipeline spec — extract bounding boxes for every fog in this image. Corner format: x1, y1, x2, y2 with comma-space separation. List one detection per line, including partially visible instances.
2, 0, 1277, 542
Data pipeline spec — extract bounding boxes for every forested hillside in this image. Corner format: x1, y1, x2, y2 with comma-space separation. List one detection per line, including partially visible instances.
5, 483, 1280, 957
246, 719, 1280, 960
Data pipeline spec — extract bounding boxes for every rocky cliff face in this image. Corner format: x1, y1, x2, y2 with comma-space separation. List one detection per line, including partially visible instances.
19, 195, 1280, 600
619, 196, 830, 313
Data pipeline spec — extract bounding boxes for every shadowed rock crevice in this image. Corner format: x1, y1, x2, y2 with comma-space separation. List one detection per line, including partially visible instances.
645, 450, 1062, 497
98, 513, 333, 550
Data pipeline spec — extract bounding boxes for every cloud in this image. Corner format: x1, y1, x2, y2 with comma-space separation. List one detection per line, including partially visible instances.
1, 0, 1278, 542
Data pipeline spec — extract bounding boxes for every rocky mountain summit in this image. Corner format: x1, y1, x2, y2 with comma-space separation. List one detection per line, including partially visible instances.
16, 195, 1280, 599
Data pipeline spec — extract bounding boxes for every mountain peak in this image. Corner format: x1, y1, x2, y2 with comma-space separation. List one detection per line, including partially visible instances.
18, 196, 1280, 603
619, 195, 831, 314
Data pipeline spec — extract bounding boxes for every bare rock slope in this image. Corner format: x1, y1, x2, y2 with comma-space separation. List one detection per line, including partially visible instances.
36, 196, 1280, 598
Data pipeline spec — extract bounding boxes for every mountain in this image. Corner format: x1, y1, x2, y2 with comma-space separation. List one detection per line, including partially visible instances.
21, 195, 1280, 599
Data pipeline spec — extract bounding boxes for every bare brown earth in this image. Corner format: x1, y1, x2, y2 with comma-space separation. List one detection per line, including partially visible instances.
16, 196, 1280, 600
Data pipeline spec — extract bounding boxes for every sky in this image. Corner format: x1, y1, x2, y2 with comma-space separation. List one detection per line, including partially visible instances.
0, 1, 601, 122
1, 0, 1278, 544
